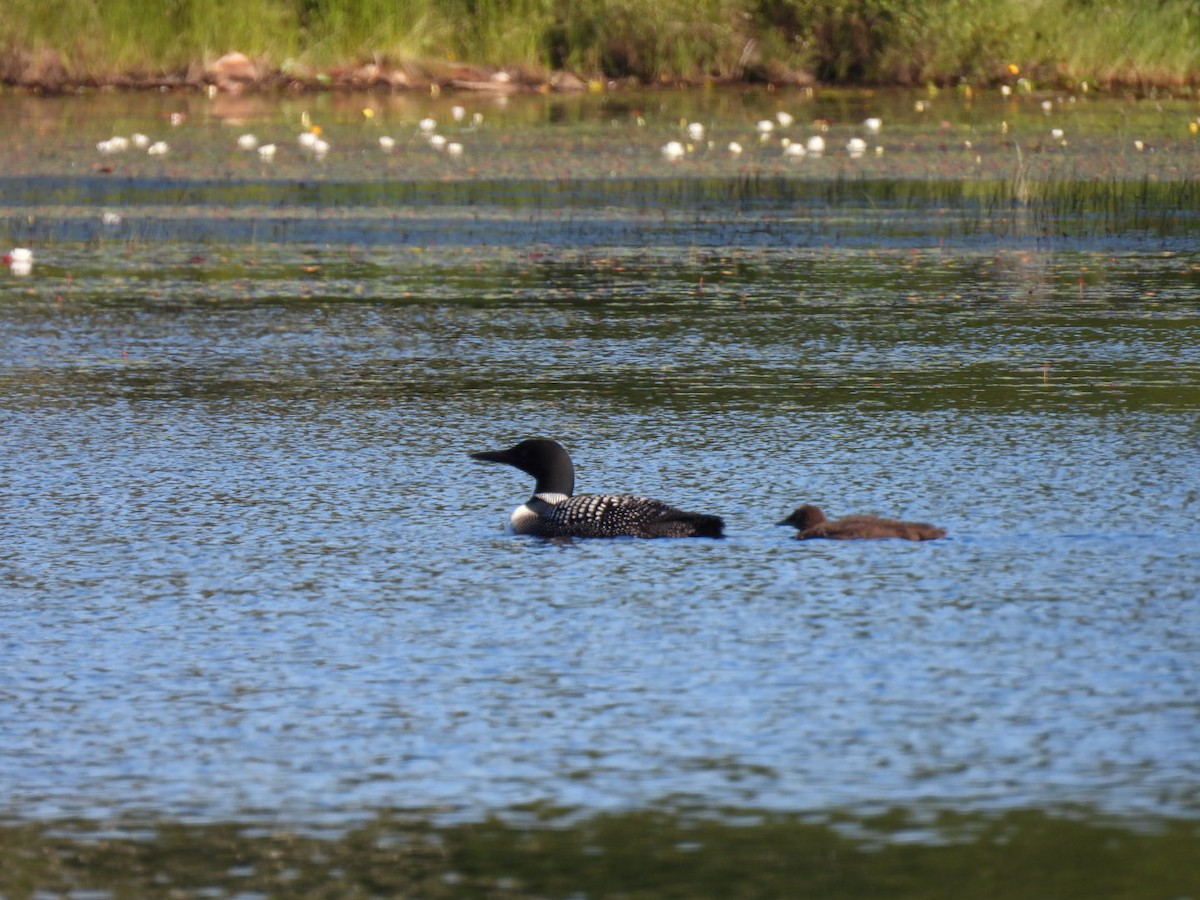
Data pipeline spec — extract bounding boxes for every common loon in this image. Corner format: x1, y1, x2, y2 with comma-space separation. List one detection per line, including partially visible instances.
470, 438, 724, 539
777, 504, 946, 541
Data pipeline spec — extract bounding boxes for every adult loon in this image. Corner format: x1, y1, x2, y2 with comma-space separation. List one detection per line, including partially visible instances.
470, 438, 724, 539
777, 504, 946, 541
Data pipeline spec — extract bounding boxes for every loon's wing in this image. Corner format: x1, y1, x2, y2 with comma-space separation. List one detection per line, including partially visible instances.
545, 494, 724, 539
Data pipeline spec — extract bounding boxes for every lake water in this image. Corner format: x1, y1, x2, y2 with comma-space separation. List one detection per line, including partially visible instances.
1, 86, 1199, 897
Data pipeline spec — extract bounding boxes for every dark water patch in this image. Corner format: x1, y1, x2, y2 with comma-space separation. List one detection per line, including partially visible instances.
3, 290, 1199, 414
5, 175, 1200, 251
1, 808, 1196, 899
9, 172, 1200, 211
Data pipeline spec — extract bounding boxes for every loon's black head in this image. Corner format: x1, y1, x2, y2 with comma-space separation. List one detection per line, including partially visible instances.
776, 505, 827, 529
470, 438, 576, 497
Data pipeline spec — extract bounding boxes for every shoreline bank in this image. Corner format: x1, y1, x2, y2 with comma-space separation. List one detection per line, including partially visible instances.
5, 46, 1199, 98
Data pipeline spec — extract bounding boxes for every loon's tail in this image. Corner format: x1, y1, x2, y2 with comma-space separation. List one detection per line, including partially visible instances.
654, 510, 725, 539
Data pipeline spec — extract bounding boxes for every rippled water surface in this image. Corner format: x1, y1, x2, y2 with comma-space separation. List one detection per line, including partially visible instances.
1, 88, 1199, 896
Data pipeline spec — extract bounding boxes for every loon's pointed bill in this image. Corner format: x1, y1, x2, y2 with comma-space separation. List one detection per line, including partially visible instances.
471, 438, 723, 539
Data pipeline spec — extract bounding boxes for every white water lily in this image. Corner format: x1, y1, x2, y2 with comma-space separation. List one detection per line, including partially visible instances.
147, 141, 169, 155
237, 133, 259, 150
784, 142, 806, 158
419, 117, 437, 133
131, 133, 150, 149
728, 141, 743, 155
775, 111, 794, 127
806, 135, 826, 155
661, 140, 685, 161
686, 122, 705, 141
446, 142, 464, 157
846, 137, 867, 157
429, 134, 448, 150
379, 135, 396, 152
257, 143, 277, 160
451, 105, 466, 122
97, 136, 130, 154
5, 247, 33, 276
756, 119, 774, 135
864, 117, 882, 133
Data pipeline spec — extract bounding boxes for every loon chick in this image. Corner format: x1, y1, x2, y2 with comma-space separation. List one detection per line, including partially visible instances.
470, 438, 724, 539
777, 504, 946, 541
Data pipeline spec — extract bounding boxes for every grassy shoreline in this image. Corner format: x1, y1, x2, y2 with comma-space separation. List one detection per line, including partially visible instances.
2, 0, 1199, 93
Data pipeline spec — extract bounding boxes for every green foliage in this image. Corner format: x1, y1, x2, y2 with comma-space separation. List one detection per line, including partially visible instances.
453, 0, 558, 67
300, 0, 443, 62
551, 0, 752, 80
1015, 0, 1200, 85
752, 0, 898, 81
0, 0, 1196, 84
749, 0, 1022, 83
0, 0, 300, 76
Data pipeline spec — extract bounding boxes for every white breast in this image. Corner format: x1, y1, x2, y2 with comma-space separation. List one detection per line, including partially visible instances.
510, 502, 540, 534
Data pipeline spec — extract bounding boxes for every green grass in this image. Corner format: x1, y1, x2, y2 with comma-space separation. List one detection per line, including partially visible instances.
0, 0, 300, 78
0, 0, 1197, 87
1018, 0, 1200, 87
